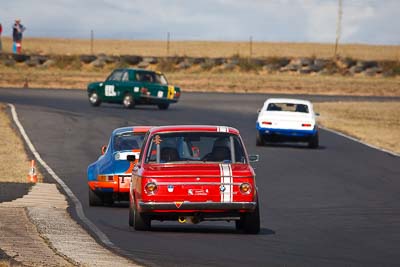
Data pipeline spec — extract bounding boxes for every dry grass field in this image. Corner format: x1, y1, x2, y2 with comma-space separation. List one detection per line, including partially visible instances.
314, 102, 400, 154
0, 65, 105, 90
0, 104, 42, 183
1, 65, 399, 96
1, 37, 400, 60
168, 72, 400, 96
1, 37, 399, 96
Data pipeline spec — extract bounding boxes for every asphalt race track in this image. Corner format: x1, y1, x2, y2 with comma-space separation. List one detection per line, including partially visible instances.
1, 88, 400, 267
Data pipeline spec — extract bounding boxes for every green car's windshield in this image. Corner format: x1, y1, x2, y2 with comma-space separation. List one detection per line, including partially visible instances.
107, 70, 124, 81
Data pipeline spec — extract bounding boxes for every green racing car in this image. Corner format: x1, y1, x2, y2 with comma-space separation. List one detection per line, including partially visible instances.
87, 68, 181, 110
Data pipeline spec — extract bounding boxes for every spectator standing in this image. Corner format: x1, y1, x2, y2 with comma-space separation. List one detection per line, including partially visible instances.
12, 19, 26, 54
0, 23, 3, 52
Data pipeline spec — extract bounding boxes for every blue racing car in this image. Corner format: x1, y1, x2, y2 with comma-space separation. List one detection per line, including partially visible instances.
87, 126, 152, 206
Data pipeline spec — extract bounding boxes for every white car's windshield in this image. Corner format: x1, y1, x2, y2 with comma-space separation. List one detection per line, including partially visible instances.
267, 103, 309, 113
145, 132, 246, 164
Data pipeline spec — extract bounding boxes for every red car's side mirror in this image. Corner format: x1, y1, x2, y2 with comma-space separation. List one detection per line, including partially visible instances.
101, 145, 107, 155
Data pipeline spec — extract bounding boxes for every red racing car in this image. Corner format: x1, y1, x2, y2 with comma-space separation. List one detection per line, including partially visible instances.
128, 125, 260, 234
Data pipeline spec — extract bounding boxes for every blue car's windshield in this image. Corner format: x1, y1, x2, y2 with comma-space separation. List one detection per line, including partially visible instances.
114, 132, 145, 151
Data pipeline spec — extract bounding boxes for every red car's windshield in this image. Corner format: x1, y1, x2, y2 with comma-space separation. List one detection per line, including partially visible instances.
145, 132, 246, 164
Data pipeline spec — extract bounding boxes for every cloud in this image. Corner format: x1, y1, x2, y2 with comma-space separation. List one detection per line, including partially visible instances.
344, 1, 400, 44
341, 3, 375, 42
0, 0, 399, 44
305, 1, 337, 42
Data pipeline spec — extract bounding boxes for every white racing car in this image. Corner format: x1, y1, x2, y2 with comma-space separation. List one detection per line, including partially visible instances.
256, 98, 319, 148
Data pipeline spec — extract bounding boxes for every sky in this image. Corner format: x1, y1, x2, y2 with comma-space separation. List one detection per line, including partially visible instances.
0, 0, 399, 45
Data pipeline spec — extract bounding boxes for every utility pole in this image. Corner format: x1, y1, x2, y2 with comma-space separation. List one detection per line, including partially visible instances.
167, 32, 170, 57
249, 36, 253, 58
334, 0, 342, 58
90, 29, 94, 55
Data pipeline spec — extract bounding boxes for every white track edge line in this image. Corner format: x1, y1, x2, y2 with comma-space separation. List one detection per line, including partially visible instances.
319, 126, 399, 157
8, 103, 114, 247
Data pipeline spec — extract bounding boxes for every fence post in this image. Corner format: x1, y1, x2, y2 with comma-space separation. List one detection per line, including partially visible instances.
334, 0, 342, 58
90, 29, 94, 55
167, 32, 170, 57
249, 36, 253, 58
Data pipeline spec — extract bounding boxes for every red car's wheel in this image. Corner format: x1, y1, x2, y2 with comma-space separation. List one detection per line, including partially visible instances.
239, 198, 260, 234
129, 202, 134, 227
133, 201, 151, 231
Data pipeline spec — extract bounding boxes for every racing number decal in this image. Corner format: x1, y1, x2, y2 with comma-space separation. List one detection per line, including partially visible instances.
167, 86, 175, 99
105, 85, 116, 96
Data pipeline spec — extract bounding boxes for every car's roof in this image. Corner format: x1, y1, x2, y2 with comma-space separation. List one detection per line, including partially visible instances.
149, 125, 240, 135
112, 126, 153, 135
114, 68, 162, 73
264, 98, 312, 105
